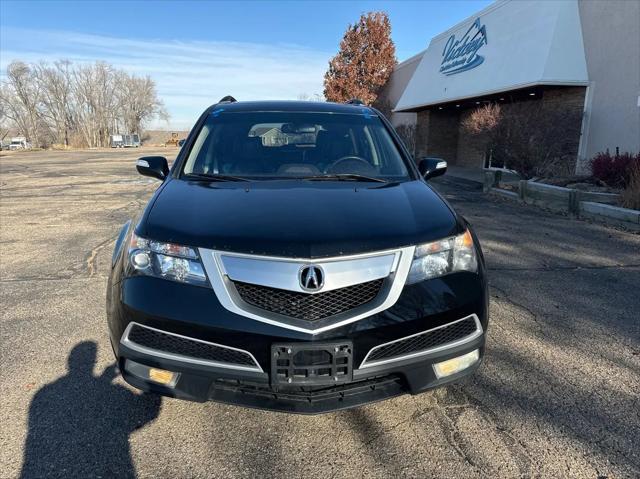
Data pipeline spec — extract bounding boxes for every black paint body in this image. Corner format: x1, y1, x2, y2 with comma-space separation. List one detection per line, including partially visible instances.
106, 101, 488, 413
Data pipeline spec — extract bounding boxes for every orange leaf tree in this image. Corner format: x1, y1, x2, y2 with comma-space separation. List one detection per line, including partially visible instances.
324, 12, 397, 105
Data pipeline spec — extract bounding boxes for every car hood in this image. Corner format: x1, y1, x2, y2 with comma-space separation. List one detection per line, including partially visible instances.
142, 179, 461, 258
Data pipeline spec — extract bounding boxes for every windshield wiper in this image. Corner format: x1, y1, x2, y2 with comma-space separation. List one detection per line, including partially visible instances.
183, 173, 250, 182
302, 174, 388, 183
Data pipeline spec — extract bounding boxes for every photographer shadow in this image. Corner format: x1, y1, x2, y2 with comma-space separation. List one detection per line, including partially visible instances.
20, 341, 161, 479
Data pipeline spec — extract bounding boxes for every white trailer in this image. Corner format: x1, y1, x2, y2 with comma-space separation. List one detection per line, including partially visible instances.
9, 137, 30, 150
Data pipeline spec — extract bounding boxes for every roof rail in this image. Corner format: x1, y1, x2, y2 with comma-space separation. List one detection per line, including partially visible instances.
346, 98, 365, 106
218, 95, 237, 103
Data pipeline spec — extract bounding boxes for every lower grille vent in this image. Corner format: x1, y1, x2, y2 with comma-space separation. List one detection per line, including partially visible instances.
127, 324, 258, 367
364, 316, 480, 364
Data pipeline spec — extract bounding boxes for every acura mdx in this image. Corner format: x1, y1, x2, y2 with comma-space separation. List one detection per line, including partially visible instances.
106, 98, 488, 414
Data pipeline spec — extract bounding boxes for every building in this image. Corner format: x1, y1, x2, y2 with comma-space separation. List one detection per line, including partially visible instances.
381, 0, 640, 174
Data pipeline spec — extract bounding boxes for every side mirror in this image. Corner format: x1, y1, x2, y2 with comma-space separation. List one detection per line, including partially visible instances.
418, 157, 447, 180
136, 156, 169, 180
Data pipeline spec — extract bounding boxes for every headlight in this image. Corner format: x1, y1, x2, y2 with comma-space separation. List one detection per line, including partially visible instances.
127, 232, 208, 287
406, 229, 477, 284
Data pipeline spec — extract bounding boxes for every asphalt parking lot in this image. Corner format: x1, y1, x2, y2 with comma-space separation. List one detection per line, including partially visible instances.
1, 148, 639, 478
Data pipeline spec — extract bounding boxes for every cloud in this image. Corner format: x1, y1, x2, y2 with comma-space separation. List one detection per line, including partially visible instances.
0, 27, 331, 129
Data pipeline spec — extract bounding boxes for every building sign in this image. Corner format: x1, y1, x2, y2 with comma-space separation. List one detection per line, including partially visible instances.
440, 18, 488, 75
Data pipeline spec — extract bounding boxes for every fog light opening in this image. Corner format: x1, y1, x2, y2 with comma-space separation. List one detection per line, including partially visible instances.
124, 360, 180, 387
433, 349, 479, 379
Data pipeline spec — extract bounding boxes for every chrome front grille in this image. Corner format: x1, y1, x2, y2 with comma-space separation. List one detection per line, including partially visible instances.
233, 279, 384, 321
199, 246, 416, 334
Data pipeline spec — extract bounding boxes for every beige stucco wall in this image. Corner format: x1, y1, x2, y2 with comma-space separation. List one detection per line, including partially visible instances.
376, 52, 423, 127
577, 0, 640, 173
383, 0, 639, 172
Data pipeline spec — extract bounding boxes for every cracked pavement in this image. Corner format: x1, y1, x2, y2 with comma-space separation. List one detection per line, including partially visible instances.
1, 149, 639, 478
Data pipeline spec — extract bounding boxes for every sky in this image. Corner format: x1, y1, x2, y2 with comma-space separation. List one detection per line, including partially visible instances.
0, 0, 492, 129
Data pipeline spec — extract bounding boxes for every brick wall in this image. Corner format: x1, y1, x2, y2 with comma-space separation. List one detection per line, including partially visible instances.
542, 87, 586, 166
542, 86, 585, 112
415, 110, 430, 158
415, 109, 460, 162
413, 86, 586, 169
456, 109, 487, 168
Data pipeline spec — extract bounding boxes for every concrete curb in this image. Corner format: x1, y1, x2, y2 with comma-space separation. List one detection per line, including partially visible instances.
522, 181, 573, 214
579, 201, 640, 231
488, 186, 640, 231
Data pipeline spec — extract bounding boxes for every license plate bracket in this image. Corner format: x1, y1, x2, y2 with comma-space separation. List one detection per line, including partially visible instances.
271, 341, 353, 386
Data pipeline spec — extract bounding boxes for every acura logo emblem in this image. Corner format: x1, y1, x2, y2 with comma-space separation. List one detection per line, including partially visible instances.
299, 265, 324, 292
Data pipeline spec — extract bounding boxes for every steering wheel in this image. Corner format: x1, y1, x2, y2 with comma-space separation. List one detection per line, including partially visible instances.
326, 156, 376, 175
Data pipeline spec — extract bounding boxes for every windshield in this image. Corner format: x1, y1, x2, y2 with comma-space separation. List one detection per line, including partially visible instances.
181, 111, 411, 180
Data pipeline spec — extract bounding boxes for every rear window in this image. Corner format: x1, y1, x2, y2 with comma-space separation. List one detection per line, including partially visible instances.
182, 111, 411, 180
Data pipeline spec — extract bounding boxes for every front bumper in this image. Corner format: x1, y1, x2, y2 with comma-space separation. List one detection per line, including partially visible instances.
118, 314, 485, 414
108, 264, 488, 413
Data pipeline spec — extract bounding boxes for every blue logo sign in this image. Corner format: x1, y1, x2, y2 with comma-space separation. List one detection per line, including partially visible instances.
440, 18, 488, 75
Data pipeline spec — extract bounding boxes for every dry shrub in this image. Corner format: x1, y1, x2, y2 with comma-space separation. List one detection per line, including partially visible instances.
461, 103, 501, 135
462, 101, 582, 179
50, 143, 72, 150
395, 123, 416, 156
621, 161, 640, 210
591, 151, 640, 188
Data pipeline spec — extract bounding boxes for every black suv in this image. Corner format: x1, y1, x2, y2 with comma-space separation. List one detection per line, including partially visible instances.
107, 99, 488, 414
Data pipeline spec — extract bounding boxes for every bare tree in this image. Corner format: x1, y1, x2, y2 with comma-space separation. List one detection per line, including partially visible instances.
0, 100, 10, 143
0, 61, 42, 146
116, 73, 168, 134
1, 59, 168, 148
71, 63, 100, 147
33, 61, 74, 146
